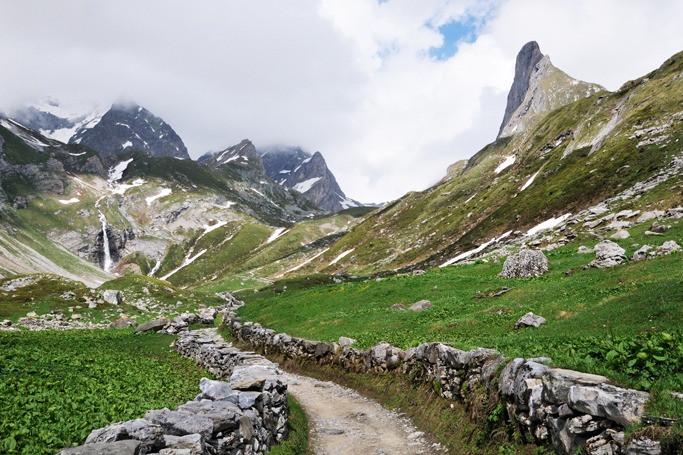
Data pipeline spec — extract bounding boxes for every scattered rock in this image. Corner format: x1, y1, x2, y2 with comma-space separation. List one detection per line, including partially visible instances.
60, 291, 77, 300
588, 240, 627, 268
578, 246, 593, 254
514, 312, 547, 329
658, 240, 681, 254
610, 229, 630, 239
409, 300, 433, 311
135, 318, 170, 334
499, 249, 549, 278
649, 222, 670, 234
390, 304, 406, 311
109, 317, 138, 329
632, 245, 653, 261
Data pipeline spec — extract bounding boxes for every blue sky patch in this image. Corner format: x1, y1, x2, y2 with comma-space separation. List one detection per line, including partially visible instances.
429, 19, 478, 60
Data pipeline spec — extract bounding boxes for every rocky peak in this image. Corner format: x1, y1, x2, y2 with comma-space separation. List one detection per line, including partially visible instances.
497, 41, 604, 138
69, 103, 190, 159
260, 146, 360, 213
198, 139, 262, 168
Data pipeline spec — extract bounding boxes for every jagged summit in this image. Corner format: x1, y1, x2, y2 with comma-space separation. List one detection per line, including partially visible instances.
497, 41, 604, 138
260, 146, 361, 213
70, 103, 190, 159
498, 41, 544, 137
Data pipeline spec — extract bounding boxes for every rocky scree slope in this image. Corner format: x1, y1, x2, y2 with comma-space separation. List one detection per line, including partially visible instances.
260, 145, 361, 213
276, 46, 683, 277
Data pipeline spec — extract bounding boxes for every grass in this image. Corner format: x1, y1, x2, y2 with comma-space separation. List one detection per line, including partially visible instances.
236, 224, 683, 411
0, 329, 211, 454
270, 395, 310, 455
0, 273, 227, 326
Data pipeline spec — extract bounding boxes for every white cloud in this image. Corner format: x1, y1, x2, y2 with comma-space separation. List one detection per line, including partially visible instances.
1, 0, 682, 203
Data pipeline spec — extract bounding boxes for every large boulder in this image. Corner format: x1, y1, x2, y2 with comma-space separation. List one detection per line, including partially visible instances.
588, 240, 627, 268
499, 249, 548, 278
101, 290, 123, 305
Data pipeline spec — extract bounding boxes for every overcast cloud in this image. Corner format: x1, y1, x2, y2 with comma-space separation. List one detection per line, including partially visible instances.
1, 0, 683, 203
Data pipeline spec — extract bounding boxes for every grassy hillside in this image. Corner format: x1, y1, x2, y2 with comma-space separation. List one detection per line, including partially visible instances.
236, 218, 683, 402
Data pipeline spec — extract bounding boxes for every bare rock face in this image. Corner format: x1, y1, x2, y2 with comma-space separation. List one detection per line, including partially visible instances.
499, 249, 549, 278
497, 41, 603, 138
498, 41, 544, 137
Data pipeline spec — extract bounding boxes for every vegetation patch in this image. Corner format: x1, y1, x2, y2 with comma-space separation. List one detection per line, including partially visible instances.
0, 330, 210, 454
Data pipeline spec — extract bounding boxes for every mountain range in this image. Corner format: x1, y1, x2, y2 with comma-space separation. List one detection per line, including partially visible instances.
1, 41, 682, 290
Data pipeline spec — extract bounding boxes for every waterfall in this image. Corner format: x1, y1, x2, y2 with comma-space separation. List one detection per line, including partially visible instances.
98, 210, 113, 272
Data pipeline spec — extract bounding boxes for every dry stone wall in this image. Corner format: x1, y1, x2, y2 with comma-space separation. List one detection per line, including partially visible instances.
227, 312, 664, 455
58, 328, 288, 455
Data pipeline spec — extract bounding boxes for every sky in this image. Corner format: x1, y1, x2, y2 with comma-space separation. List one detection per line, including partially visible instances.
1, 0, 683, 203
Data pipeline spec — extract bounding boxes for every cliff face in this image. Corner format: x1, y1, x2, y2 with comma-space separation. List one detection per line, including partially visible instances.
497, 41, 604, 138
498, 41, 545, 138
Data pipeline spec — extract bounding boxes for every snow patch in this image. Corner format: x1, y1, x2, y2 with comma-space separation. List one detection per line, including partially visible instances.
267, 227, 288, 244
526, 213, 571, 237
494, 155, 516, 174
278, 248, 330, 277
440, 230, 513, 268
202, 220, 228, 236
329, 248, 355, 265
161, 248, 207, 280
520, 171, 540, 192
146, 188, 172, 206
58, 198, 80, 205
465, 193, 477, 204
148, 260, 161, 277
108, 159, 134, 184
111, 178, 145, 195
67, 151, 86, 157
293, 177, 322, 193
339, 197, 359, 209
121, 140, 133, 149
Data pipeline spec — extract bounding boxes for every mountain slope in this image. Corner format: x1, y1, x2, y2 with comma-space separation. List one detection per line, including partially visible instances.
498, 41, 604, 138
260, 146, 360, 212
262, 47, 683, 277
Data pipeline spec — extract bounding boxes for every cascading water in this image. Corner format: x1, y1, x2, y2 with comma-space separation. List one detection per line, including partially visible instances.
98, 210, 113, 272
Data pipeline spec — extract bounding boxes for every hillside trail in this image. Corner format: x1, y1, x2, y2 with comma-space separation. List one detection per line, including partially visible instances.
283, 371, 445, 455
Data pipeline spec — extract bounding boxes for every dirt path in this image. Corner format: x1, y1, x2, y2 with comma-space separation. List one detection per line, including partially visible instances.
284, 372, 446, 455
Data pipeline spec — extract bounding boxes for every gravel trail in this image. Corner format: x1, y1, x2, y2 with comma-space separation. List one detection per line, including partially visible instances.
284, 371, 446, 455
